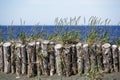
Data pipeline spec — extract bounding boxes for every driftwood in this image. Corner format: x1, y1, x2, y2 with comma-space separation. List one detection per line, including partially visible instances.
102, 43, 113, 73
0, 43, 4, 72
3, 42, 11, 73
54, 44, 63, 76
71, 44, 77, 75
112, 45, 119, 72
41, 40, 49, 75
83, 44, 90, 74
15, 43, 22, 78
27, 42, 36, 77
11, 43, 16, 74
49, 42, 55, 76
21, 44, 27, 75
63, 45, 72, 76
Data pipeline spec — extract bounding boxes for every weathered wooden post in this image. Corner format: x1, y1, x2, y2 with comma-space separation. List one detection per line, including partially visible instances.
63, 45, 72, 76
54, 44, 63, 76
96, 44, 103, 72
112, 45, 119, 72
71, 44, 77, 75
36, 41, 42, 77
83, 44, 90, 74
118, 46, 120, 72
90, 44, 97, 71
49, 42, 55, 76
3, 42, 11, 73
11, 42, 16, 74
102, 43, 113, 73
21, 44, 27, 75
27, 42, 36, 77
41, 40, 49, 75
76, 43, 83, 75
0, 43, 4, 72
15, 43, 22, 78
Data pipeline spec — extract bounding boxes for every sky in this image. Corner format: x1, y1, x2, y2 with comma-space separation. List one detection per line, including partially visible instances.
0, 0, 120, 25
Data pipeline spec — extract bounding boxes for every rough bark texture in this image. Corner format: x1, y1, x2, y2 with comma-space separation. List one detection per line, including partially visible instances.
15, 43, 22, 78
96, 44, 103, 72
41, 40, 49, 75
102, 43, 113, 73
112, 45, 119, 72
54, 44, 63, 76
49, 42, 55, 76
71, 45, 77, 75
83, 44, 90, 74
11, 44, 16, 74
27, 42, 36, 77
118, 47, 120, 72
76, 43, 83, 74
63, 45, 72, 76
0, 44, 4, 72
21, 44, 27, 75
36, 41, 42, 77
90, 44, 97, 71
3, 42, 11, 73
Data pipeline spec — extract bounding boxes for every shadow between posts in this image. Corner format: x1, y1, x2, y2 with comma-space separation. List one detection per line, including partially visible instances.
0, 40, 120, 79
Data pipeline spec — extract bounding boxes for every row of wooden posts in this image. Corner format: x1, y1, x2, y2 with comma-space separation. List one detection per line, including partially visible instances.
0, 40, 120, 78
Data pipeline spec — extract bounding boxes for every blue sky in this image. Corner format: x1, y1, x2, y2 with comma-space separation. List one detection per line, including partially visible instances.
0, 0, 120, 25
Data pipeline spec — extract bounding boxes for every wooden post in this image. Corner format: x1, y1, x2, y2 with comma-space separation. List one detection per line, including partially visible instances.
0, 43, 4, 72
36, 41, 42, 77
27, 42, 36, 77
118, 47, 120, 72
63, 45, 72, 76
3, 42, 11, 73
11, 43, 16, 74
102, 43, 113, 73
83, 44, 90, 74
112, 45, 119, 72
21, 44, 27, 75
76, 43, 83, 75
71, 44, 77, 75
41, 40, 49, 75
96, 44, 103, 72
49, 42, 55, 76
90, 44, 97, 71
15, 43, 22, 78
54, 44, 63, 76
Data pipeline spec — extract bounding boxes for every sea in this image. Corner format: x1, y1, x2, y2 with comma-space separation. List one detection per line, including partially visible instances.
0, 25, 120, 44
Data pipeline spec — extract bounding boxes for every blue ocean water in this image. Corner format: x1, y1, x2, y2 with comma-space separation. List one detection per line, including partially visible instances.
0, 25, 120, 43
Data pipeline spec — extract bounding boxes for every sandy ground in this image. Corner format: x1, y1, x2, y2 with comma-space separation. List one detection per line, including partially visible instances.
0, 72, 120, 80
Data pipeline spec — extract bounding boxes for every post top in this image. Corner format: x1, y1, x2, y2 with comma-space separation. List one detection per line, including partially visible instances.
112, 45, 117, 49
55, 44, 63, 49
16, 43, 22, 48
50, 41, 55, 45
28, 42, 36, 46
102, 43, 111, 49
83, 44, 88, 48
36, 41, 40, 45
3, 42, 11, 47
76, 43, 82, 47
43, 40, 49, 44
21, 44, 26, 48
72, 44, 76, 47
118, 46, 120, 51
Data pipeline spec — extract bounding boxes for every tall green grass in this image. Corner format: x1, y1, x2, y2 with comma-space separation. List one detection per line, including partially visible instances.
1, 16, 120, 46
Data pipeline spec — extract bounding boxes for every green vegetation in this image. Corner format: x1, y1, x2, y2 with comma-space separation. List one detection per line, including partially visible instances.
0, 16, 119, 46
